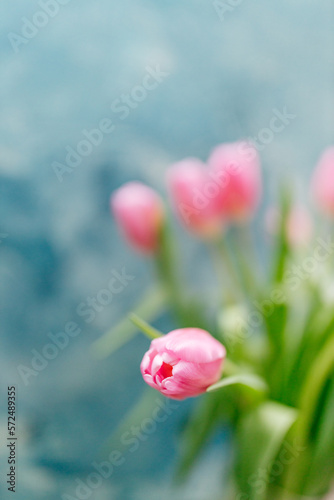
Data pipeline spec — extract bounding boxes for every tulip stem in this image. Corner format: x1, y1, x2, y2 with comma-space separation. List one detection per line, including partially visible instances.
128, 313, 163, 340
230, 225, 261, 300
209, 244, 239, 305
214, 238, 246, 303
239, 224, 264, 285
155, 222, 194, 327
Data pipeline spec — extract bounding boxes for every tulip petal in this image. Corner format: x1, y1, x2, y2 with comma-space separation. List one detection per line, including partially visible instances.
140, 328, 226, 400
111, 182, 164, 253
160, 328, 226, 364
208, 141, 262, 220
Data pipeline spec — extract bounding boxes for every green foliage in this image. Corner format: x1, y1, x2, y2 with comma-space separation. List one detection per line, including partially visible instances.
207, 373, 268, 395
102, 184, 334, 499
235, 402, 297, 500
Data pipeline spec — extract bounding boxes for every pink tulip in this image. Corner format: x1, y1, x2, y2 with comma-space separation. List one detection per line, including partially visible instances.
265, 206, 313, 248
287, 206, 313, 247
207, 141, 262, 221
111, 182, 164, 254
140, 328, 226, 400
311, 147, 334, 216
166, 158, 224, 238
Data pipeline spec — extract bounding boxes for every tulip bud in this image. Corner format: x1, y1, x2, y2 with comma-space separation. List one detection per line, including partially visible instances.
265, 205, 313, 248
311, 147, 334, 216
207, 141, 262, 221
166, 158, 224, 238
140, 328, 226, 400
111, 182, 164, 254
287, 206, 313, 248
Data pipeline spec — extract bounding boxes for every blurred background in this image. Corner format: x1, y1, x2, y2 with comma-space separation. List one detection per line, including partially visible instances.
0, 1, 333, 499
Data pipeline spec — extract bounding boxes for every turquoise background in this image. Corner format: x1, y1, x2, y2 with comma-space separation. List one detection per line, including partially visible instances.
0, 1, 333, 498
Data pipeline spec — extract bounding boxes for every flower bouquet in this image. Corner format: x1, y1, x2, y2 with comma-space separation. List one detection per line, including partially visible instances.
95, 143, 334, 500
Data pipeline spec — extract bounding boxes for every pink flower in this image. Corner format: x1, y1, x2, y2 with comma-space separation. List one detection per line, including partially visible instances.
265, 206, 313, 248
311, 147, 334, 216
111, 182, 164, 254
166, 158, 224, 238
207, 141, 262, 221
140, 328, 226, 400
287, 207, 313, 247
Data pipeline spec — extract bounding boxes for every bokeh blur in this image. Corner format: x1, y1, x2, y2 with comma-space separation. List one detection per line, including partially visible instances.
1, 1, 333, 499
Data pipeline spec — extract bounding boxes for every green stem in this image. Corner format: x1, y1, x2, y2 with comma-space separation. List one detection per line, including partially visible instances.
214, 237, 245, 302
238, 223, 264, 286
155, 222, 188, 325
230, 225, 262, 300
209, 243, 239, 306
271, 186, 292, 284
129, 313, 163, 340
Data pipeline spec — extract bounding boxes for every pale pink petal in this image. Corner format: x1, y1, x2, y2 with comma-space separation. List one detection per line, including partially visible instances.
161, 351, 179, 365
150, 354, 164, 377
140, 328, 226, 400
208, 141, 262, 221
161, 378, 207, 399
287, 206, 313, 247
111, 182, 164, 253
161, 328, 226, 364
140, 348, 158, 375
312, 147, 334, 216
167, 158, 224, 237
172, 358, 224, 387
142, 373, 158, 390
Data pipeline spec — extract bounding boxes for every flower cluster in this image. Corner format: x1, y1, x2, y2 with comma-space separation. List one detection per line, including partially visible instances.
111, 143, 334, 256
111, 140, 262, 252
110, 143, 334, 401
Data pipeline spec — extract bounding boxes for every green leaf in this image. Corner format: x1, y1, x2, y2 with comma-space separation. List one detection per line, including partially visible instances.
282, 333, 334, 496
272, 186, 292, 284
207, 374, 268, 394
290, 308, 334, 402
263, 302, 288, 399
91, 285, 167, 358
303, 376, 334, 496
298, 334, 334, 441
235, 401, 298, 500
283, 288, 323, 405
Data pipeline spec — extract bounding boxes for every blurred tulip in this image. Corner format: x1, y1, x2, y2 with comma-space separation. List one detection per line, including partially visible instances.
287, 206, 313, 247
111, 182, 164, 254
265, 205, 313, 248
140, 328, 225, 400
166, 158, 224, 238
208, 141, 262, 221
311, 147, 334, 216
